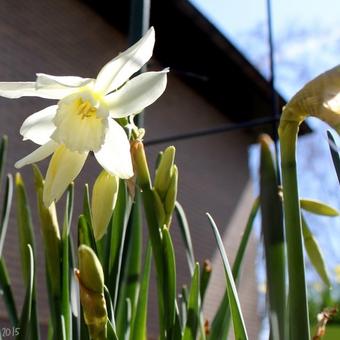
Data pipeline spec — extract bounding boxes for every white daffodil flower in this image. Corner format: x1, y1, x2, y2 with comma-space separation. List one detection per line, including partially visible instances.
281, 64, 340, 134
0, 27, 168, 207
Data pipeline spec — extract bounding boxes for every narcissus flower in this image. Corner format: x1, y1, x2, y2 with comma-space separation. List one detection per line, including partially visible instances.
280, 64, 340, 134
0, 27, 168, 206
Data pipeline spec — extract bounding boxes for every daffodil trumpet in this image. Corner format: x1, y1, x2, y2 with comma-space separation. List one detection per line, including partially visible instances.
0, 27, 168, 207
279, 65, 340, 340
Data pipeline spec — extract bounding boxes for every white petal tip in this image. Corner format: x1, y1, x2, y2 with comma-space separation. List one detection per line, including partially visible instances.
119, 171, 134, 180
14, 161, 22, 169
146, 26, 155, 38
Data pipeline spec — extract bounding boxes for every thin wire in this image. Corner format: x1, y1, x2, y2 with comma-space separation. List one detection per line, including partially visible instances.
145, 116, 279, 146
266, 0, 281, 182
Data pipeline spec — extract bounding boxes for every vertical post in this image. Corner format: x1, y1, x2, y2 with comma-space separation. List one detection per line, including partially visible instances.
129, 0, 151, 128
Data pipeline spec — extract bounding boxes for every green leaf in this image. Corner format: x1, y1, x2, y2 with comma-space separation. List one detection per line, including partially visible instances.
141, 187, 166, 335
15, 173, 35, 286
172, 305, 183, 340
327, 130, 340, 184
0, 135, 8, 192
69, 236, 78, 340
0, 258, 18, 326
175, 202, 195, 275
105, 180, 132, 311
200, 260, 212, 303
129, 243, 152, 340
83, 184, 93, 229
124, 298, 132, 340
32, 164, 63, 338
232, 198, 260, 280
45, 261, 63, 340
32, 164, 61, 298
300, 198, 339, 217
116, 195, 142, 338
78, 214, 97, 252
180, 286, 188, 332
104, 286, 115, 329
61, 186, 74, 340
0, 174, 13, 257
209, 198, 259, 340
17, 245, 34, 340
15, 173, 39, 339
81, 184, 99, 256
162, 227, 177, 332
182, 263, 200, 340
207, 213, 248, 340
259, 135, 286, 340
107, 319, 118, 340
302, 215, 331, 287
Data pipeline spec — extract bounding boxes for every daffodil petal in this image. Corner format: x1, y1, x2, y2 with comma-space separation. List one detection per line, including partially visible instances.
94, 27, 155, 94
0, 82, 74, 99
94, 119, 133, 179
106, 70, 168, 118
0, 82, 38, 99
43, 145, 88, 207
15, 140, 58, 168
36, 73, 94, 89
20, 105, 57, 145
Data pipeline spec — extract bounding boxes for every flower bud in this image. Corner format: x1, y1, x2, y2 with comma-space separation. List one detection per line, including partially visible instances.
78, 245, 104, 293
91, 170, 119, 241
154, 146, 176, 199
77, 245, 107, 340
280, 65, 340, 134
130, 140, 151, 190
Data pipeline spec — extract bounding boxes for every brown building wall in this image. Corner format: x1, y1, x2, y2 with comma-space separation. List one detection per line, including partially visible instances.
0, 0, 259, 338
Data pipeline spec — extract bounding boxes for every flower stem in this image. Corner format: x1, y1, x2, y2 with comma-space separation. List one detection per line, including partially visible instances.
279, 121, 310, 339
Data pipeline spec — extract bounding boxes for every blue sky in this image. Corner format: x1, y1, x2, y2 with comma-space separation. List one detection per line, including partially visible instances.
190, 0, 340, 98
191, 0, 340, 290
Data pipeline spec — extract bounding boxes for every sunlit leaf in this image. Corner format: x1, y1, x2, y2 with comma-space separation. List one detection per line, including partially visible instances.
129, 243, 152, 340
17, 245, 34, 340
207, 213, 248, 340
302, 215, 331, 287
175, 201, 195, 275
162, 227, 177, 332
210, 198, 259, 340
300, 198, 339, 217
259, 135, 286, 339
183, 263, 200, 340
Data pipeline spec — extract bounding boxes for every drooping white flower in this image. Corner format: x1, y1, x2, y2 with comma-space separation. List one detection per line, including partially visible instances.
280, 64, 340, 134
0, 27, 168, 206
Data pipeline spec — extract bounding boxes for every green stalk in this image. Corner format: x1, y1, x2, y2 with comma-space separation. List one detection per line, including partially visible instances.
131, 141, 166, 339
260, 135, 286, 340
279, 121, 309, 339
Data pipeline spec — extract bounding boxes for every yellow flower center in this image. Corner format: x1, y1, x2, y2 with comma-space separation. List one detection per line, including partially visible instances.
51, 92, 108, 153
77, 99, 97, 120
